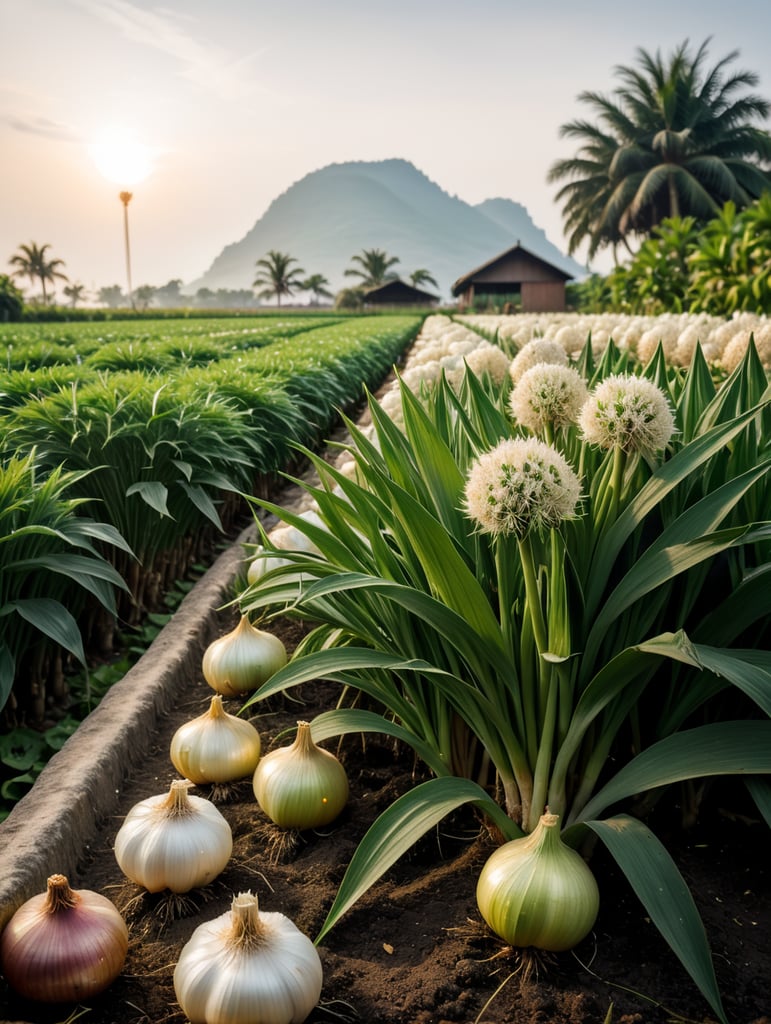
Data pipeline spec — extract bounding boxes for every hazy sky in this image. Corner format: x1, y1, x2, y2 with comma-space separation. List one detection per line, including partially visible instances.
3, 0, 770, 298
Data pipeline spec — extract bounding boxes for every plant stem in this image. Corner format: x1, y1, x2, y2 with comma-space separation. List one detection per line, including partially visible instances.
528, 668, 558, 831
608, 445, 627, 525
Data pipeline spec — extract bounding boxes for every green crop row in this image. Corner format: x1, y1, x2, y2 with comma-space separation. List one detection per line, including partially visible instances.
0, 313, 422, 733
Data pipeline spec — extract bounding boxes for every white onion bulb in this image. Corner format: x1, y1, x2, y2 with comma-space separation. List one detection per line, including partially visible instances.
476, 811, 599, 951
253, 720, 348, 830
202, 615, 287, 696
171, 694, 261, 784
173, 891, 323, 1024
246, 545, 292, 585
0, 874, 128, 1002
114, 779, 232, 893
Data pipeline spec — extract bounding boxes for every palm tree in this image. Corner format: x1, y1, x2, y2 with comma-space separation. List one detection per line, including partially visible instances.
252, 251, 306, 307
9, 242, 68, 303
409, 269, 439, 290
344, 248, 400, 287
301, 273, 334, 305
63, 283, 87, 308
548, 38, 771, 261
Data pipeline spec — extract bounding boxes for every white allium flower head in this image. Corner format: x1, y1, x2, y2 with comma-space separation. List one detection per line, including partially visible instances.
580, 374, 676, 454
464, 342, 512, 386
464, 437, 581, 539
510, 363, 589, 433
510, 338, 568, 383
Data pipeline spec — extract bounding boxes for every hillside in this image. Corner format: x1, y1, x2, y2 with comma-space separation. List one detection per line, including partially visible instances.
188, 158, 585, 300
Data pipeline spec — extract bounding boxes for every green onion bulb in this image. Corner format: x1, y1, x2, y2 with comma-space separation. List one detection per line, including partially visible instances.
202, 615, 287, 697
476, 811, 599, 951
253, 721, 348, 830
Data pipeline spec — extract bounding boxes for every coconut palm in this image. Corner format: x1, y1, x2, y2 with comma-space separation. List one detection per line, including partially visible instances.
63, 283, 87, 308
409, 269, 439, 290
301, 273, 334, 305
548, 38, 771, 261
344, 248, 400, 288
253, 251, 306, 307
9, 242, 68, 304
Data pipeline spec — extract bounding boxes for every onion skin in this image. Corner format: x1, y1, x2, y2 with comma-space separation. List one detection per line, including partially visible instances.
476, 812, 600, 951
174, 891, 322, 1024
0, 874, 128, 1003
114, 779, 233, 893
202, 615, 287, 697
170, 694, 261, 784
253, 721, 348, 830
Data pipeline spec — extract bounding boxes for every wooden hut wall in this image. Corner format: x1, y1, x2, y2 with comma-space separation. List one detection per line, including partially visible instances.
521, 281, 566, 312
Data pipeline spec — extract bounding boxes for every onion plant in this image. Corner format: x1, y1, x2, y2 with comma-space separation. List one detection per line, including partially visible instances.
0, 450, 130, 719
2, 373, 258, 622
241, 337, 771, 1023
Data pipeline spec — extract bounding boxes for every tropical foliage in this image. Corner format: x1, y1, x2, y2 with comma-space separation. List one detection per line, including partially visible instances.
569, 194, 771, 316
0, 275, 24, 322
9, 242, 69, 304
409, 269, 439, 290
344, 248, 401, 287
549, 39, 771, 260
241, 315, 771, 1021
252, 250, 306, 307
301, 274, 333, 304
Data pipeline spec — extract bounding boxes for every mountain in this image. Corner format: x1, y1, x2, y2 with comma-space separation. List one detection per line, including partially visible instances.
188, 158, 585, 300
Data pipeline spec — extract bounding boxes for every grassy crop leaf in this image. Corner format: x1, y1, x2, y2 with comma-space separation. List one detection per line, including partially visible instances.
4, 598, 86, 667
0, 644, 14, 713
585, 815, 727, 1024
314, 776, 521, 944
177, 481, 223, 530
578, 721, 771, 822
586, 402, 768, 612
745, 777, 771, 829
310, 708, 449, 778
125, 480, 170, 518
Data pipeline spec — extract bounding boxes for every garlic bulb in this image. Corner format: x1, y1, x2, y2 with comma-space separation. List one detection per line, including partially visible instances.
253, 720, 348, 830
202, 615, 287, 696
171, 695, 261, 784
476, 811, 599, 951
0, 873, 128, 1002
173, 891, 322, 1024
114, 779, 232, 893
246, 545, 292, 585
269, 509, 326, 553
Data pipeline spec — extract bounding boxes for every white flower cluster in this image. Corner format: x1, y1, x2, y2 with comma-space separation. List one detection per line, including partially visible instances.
579, 374, 676, 454
456, 312, 771, 370
464, 437, 581, 539
509, 339, 568, 383
510, 364, 588, 434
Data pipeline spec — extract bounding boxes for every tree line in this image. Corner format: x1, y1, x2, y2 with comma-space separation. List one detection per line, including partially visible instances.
1, 243, 439, 318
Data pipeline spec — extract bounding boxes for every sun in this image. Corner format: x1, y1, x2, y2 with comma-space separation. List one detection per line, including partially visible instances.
89, 134, 155, 186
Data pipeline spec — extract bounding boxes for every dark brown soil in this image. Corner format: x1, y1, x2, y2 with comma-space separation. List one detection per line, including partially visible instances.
1, 612, 769, 1024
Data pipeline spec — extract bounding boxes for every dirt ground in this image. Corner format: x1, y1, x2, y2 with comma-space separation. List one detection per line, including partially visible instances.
0, 606, 769, 1024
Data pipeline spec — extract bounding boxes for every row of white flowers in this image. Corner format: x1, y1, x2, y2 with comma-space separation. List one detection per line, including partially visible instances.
455, 311, 771, 372
267, 312, 696, 548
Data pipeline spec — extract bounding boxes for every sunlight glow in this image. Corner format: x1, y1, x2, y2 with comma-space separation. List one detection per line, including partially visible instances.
89, 134, 155, 186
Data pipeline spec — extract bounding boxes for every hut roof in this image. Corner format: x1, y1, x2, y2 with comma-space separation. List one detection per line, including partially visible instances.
363, 279, 439, 305
451, 243, 573, 296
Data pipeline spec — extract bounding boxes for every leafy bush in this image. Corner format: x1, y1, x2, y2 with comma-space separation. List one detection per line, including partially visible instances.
0, 276, 24, 323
